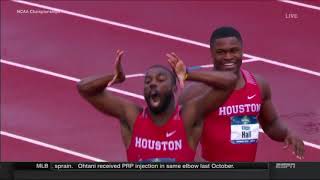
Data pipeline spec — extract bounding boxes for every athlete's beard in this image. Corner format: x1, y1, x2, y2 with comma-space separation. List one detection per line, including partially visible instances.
148, 91, 173, 114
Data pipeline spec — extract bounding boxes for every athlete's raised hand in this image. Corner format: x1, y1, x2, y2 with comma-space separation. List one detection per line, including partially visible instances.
166, 52, 187, 88
108, 50, 125, 87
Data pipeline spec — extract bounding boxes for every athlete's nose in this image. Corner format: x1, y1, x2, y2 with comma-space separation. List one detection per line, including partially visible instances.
224, 52, 233, 60
149, 82, 157, 90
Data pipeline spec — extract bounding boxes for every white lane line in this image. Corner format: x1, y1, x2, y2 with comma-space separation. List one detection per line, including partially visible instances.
0, 131, 106, 162
242, 53, 320, 77
11, 0, 320, 78
1, 59, 80, 82
0, 59, 145, 100
278, 0, 320, 11
258, 58, 320, 77
126, 73, 144, 78
304, 141, 320, 150
2, 58, 320, 150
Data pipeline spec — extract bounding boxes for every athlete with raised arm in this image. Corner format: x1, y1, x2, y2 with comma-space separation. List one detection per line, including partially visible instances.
77, 50, 237, 162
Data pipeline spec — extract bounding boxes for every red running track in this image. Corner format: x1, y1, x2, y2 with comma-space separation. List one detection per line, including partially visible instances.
1, 1, 319, 161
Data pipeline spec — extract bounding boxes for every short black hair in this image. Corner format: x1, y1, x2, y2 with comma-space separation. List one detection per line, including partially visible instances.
146, 65, 177, 86
210, 26, 242, 48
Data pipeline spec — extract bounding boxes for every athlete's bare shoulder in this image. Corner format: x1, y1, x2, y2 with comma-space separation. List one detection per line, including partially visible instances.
252, 73, 271, 101
179, 82, 210, 105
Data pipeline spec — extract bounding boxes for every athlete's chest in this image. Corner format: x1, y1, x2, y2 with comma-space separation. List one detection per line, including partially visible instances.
135, 117, 184, 140
218, 84, 262, 117
217, 84, 262, 144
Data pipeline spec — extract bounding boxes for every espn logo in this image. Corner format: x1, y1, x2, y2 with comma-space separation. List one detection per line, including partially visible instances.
275, 163, 296, 168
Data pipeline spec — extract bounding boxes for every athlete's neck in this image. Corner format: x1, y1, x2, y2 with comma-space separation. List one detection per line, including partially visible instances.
149, 99, 176, 126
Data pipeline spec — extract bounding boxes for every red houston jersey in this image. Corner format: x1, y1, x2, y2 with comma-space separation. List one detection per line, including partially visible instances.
201, 69, 262, 162
127, 106, 195, 162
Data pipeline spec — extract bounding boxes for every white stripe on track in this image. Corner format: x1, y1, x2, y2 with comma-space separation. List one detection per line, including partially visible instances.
1, 131, 106, 162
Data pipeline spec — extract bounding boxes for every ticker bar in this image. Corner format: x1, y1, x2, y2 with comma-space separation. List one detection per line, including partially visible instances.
12, 162, 269, 180
49, 162, 268, 171
5, 162, 320, 180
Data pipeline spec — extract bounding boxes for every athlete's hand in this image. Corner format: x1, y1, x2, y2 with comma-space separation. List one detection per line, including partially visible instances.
283, 132, 305, 159
166, 52, 187, 88
108, 50, 125, 87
